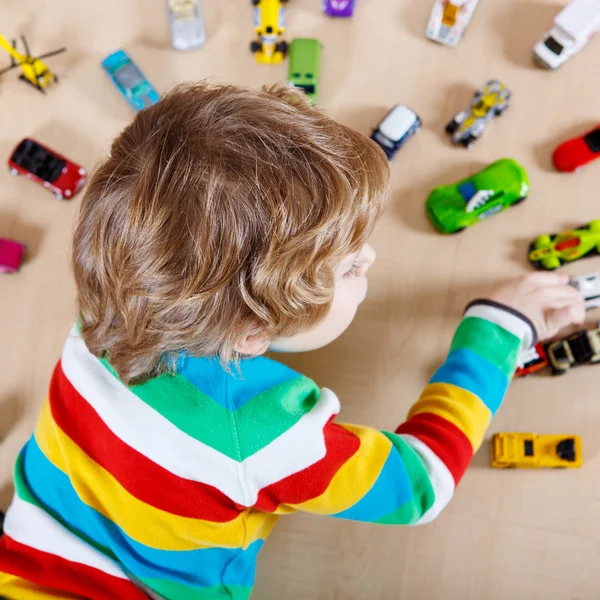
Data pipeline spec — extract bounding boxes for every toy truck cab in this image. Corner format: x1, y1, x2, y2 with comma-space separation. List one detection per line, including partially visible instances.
534, 0, 600, 69
288, 38, 322, 104
491, 433, 582, 468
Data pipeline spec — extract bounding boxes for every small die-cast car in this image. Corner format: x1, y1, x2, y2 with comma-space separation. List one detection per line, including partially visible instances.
445, 80, 510, 148
515, 342, 549, 377
370, 105, 421, 160
168, 0, 206, 51
552, 125, 600, 172
425, 158, 528, 234
102, 50, 160, 112
288, 38, 322, 104
546, 326, 600, 374
251, 0, 288, 64
528, 221, 600, 270
570, 272, 600, 309
533, 0, 600, 69
0, 238, 25, 274
491, 432, 582, 468
323, 0, 356, 17
426, 0, 480, 46
8, 138, 87, 200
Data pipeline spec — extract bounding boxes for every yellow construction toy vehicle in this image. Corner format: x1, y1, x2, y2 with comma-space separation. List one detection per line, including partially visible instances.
491, 432, 582, 469
0, 35, 66, 93
250, 0, 289, 64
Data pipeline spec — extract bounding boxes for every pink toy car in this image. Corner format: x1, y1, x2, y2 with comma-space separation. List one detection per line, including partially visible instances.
0, 238, 25, 273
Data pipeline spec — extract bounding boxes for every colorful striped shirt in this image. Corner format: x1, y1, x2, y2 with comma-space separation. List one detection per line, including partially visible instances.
0, 304, 530, 599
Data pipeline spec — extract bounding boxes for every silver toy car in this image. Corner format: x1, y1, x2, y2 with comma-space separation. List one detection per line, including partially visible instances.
570, 272, 600, 310
445, 80, 511, 148
168, 0, 206, 51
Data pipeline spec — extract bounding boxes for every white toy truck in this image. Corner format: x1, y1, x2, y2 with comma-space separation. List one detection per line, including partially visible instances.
534, 0, 600, 69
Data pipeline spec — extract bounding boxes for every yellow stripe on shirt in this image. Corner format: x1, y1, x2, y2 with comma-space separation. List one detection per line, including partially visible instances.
407, 382, 491, 451
0, 572, 82, 600
34, 400, 278, 551
287, 423, 391, 515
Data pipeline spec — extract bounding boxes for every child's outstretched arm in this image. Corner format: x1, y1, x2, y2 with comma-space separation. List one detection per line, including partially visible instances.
256, 273, 584, 524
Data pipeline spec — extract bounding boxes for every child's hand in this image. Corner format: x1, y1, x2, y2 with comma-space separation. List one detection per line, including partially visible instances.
489, 272, 586, 342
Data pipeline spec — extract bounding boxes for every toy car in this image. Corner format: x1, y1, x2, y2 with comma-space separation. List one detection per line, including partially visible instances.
570, 272, 600, 309
425, 158, 528, 234
515, 342, 549, 377
533, 0, 600, 69
445, 80, 510, 148
491, 433, 582, 468
102, 50, 160, 112
8, 138, 87, 200
251, 0, 288, 64
288, 38, 322, 104
552, 124, 600, 172
0, 238, 25, 273
168, 0, 206, 50
323, 0, 356, 17
426, 0, 480, 46
528, 221, 600, 270
370, 105, 421, 160
546, 326, 600, 374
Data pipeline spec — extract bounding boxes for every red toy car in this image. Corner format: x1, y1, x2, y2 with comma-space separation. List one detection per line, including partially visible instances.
515, 342, 549, 377
8, 138, 87, 200
0, 238, 25, 273
552, 125, 600, 172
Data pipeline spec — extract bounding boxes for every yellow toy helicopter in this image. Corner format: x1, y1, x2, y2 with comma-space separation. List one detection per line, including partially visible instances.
0, 34, 66, 93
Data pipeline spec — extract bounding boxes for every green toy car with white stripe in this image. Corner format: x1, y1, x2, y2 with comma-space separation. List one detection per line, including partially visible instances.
425, 158, 529, 234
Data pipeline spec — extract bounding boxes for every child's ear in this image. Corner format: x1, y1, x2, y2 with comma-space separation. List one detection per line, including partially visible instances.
234, 331, 270, 357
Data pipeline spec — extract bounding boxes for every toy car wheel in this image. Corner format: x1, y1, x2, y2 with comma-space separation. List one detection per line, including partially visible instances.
495, 106, 507, 116
251, 0, 260, 5
250, 41, 262, 53
8, 167, 18, 176
450, 227, 466, 234
445, 120, 459, 135
461, 135, 476, 148
276, 41, 289, 55
512, 196, 527, 206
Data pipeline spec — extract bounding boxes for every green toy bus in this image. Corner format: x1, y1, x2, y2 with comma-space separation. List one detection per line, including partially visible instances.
288, 38, 322, 104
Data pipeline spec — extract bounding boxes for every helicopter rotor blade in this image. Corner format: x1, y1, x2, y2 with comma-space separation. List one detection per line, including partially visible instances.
36, 47, 67, 61
0, 63, 19, 75
20, 35, 31, 57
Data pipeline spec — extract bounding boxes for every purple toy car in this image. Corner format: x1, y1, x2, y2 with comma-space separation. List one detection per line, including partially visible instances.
323, 0, 356, 17
0, 238, 25, 274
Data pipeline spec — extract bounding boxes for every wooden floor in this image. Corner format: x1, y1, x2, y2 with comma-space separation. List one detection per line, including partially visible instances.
1, 0, 600, 598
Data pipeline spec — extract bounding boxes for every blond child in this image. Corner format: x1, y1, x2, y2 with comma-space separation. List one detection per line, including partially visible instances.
0, 83, 584, 600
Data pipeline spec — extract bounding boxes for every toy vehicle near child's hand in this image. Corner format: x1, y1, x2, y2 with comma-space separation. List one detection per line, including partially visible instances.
552, 125, 600, 172
323, 0, 356, 17
425, 158, 528, 234
445, 80, 510, 148
0, 238, 25, 274
426, 0, 480, 46
8, 138, 86, 200
102, 50, 160, 112
570, 272, 600, 309
546, 326, 600, 374
370, 105, 421, 160
251, 0, 288, 64
288, 38, 322, 104
515, 342, 549, 377
528, 221, 600, 270
491, 432, 582, 468
533, 0, 600, 69
168, 0, 206, 50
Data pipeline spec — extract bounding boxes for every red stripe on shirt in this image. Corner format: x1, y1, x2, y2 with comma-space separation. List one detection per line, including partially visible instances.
49, 361, 240, 521
396, 412, 473, 484
0, 535, 147, 600
255, 418, 360, 512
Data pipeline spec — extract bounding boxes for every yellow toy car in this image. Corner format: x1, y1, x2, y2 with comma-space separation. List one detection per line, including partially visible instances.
250, 0, 289, 64
491, 433, 582, 469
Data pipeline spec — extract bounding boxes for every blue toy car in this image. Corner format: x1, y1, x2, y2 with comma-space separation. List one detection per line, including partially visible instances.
370, 104, 421, 160
101, 50, 160, 112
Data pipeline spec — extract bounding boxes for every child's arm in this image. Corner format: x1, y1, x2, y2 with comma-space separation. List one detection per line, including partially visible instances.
255, 276, 584, 524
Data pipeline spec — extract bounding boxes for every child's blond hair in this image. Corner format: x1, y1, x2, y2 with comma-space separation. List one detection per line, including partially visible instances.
73, 82, 390, 384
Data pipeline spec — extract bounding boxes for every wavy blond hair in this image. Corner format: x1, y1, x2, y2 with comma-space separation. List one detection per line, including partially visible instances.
73, 82, 390, 384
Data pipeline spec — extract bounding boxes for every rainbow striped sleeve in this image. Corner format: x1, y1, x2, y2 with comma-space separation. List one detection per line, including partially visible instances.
260, 305, 529, 525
